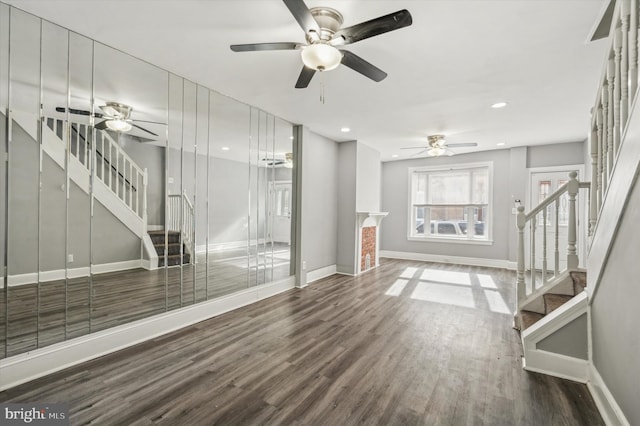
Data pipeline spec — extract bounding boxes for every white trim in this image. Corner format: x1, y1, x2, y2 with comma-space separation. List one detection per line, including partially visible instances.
380, 250, 512, 269
146, 225, 164, 231
67, 267, 91, 279
142, 234, 158, 270
0, 276, 296, 392
522, 350, 589, 383
196, 239, 266, 254
7, 272, 38, 286
407, 236, 493, 245
522, 291, 588, 341
90, 260, 141, 275
588, 363, 631, 426
306, 264, 337, 284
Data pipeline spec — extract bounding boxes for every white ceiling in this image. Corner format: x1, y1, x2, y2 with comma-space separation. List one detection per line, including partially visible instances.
6, 0, 609, 161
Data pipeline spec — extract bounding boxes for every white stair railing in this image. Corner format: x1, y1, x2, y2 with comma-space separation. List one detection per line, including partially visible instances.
515, 172, 590, 309
589, 0, 639, 235
167, 191, 194, 259
45, 117, 148, 226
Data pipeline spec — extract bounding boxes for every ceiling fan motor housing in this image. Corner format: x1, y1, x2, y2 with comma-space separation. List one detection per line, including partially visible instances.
307, 7, 343, 41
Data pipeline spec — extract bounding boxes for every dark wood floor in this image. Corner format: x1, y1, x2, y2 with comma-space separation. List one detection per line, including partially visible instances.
0, 259, 603, 425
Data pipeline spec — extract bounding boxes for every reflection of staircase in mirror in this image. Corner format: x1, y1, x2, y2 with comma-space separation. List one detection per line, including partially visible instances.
148, 230, 191, 267
40, 115, 148, 239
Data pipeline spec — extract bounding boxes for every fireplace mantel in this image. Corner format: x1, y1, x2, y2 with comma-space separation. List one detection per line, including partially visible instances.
356, 211, 389, 228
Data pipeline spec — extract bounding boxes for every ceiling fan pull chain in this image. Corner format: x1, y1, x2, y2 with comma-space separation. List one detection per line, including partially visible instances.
319, 72, 325, 104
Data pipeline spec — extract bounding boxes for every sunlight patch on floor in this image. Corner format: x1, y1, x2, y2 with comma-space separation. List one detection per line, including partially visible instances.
399, 267, 419, 279
410, 282, 475, 308
483, 289, 512, 314
385, 278, 409, 296
420, 269, 471, 286
477, 274, 497, 289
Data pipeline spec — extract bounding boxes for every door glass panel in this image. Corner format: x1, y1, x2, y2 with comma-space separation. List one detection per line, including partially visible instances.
0, 3, 10, 358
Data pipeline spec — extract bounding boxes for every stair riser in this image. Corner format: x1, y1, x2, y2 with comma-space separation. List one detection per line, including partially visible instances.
154, 244, 182, 256
149, 234, 181, 245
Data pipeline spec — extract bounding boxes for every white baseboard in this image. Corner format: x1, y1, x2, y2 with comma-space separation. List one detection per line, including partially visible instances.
5, 261, 143, 287
306, 264, 337, 284
522, 350, 589, 383
0, 276, 296, 392
588, 364, 631, 426
380, 250, 513, 269
196, 239, 267, 254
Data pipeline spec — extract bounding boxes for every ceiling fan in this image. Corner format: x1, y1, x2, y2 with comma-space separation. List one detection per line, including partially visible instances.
261, 152, 293, 168
55, 102, 163, 138
230, 0, 413, 88
401, 135, 478, 157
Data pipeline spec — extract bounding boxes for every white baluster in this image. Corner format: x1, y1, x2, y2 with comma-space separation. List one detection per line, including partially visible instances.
631, 0, 639, 100
567, 172, 579, 269
601, 83, 609, 195
589, 127, 598, 235
129, 162, 133, 209
613, 28, 622, 156
607, 58, 615, 177
554, 199, 560, 276
596, 106, 603, 211
143, 168, 148, 233
516, 206, 526, 307
621, 0, 631, 128
531, 214, 536, 289
542, 207, 547, 284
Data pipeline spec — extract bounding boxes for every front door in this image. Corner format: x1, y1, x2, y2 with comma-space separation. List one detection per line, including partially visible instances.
271, 181, 292, 244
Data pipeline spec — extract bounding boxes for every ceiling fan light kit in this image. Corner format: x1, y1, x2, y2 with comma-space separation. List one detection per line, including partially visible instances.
230, 0, 413, 88
301, 43, 342, 71
105, 118, 133, 132
400, 134, 478, 157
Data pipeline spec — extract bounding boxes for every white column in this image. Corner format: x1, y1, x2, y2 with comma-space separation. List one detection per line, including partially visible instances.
566, 172, 579, 269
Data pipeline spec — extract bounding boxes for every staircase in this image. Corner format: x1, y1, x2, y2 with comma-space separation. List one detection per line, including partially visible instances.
518, 271, 586, 330
148, 230, 191, 267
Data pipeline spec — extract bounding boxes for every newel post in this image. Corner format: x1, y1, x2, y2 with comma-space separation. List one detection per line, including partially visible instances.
567, 171, 579, 269
516, 206, 526, 307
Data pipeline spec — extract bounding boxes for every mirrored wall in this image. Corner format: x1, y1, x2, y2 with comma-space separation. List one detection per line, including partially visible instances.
0, 4, 296, 359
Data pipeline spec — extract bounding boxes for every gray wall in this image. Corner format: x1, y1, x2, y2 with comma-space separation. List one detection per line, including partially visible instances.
337, 141, 357, 274
591, 173, 640, 425
381, 142, 586, 262
300, 128, 339, 274
118, 135, 165, 226
356, 142, 381, 212
537, 313, 588, 359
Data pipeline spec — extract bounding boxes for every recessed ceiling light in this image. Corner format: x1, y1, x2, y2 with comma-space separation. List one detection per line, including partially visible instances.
289, 136, 294, 140
391, 154, 399, 158
496, 142, 505, 146
341, 127, 350, 133
491, 102, 508, 109
221, 146, 230, 151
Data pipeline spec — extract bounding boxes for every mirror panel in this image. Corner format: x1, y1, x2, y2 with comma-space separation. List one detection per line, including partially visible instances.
208, 92, 250, 298
273, 117, 294, 280
65, 32, 93, 340
38, 21, 69, 348
0, 2, 10, 358
194, 85, 209, 303
6, 8, 41, 356
167, 73, 183, 310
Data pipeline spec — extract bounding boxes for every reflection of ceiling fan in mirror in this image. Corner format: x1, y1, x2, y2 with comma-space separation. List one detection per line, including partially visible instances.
401, 135, 478, 157
230, 0, 412, 88
261, 152, 293, 168
55, 101, 165, 139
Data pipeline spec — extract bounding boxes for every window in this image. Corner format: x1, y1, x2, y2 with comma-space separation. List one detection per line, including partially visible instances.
409, 162, 492, 242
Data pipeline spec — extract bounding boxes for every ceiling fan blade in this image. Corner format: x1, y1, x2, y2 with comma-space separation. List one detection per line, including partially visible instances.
230, 42, 303, 52
401, 146, 428, 150
340, 50, 387, 82
282, 0, 320, 35
131, 119, 167, 125
94, 120, 109, 130
446, 142, 477, 148
130, 122, 159, 137
295, 66, 316, 88
332, 9, 412, 45
410, 149, 428, 157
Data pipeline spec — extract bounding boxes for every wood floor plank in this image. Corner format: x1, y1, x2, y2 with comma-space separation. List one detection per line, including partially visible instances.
0, 259, 603, 425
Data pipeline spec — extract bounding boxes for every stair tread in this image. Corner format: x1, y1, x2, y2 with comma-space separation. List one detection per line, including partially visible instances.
148, 230, 180, 235
519, 310, 545, 330
544, 293, 573, 314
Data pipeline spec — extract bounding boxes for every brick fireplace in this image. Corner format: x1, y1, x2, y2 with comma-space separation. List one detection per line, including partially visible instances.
356, 212, 388, 274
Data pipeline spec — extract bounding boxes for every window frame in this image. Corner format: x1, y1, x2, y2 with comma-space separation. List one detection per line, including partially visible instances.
407, 161, 493, 245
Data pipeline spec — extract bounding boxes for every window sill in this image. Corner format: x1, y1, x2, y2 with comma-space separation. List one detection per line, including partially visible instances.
407, 236, 494, 245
